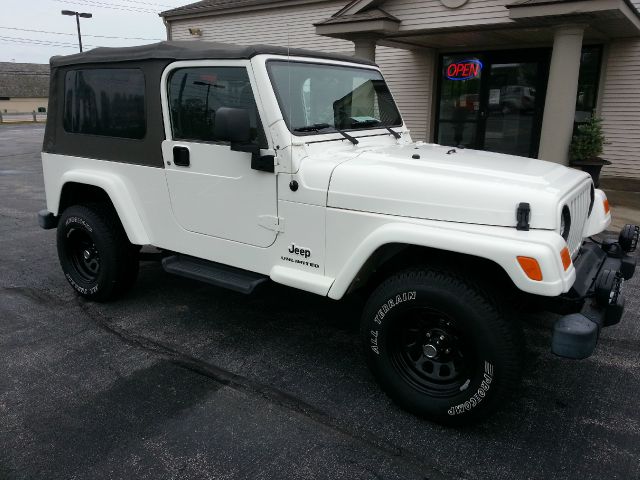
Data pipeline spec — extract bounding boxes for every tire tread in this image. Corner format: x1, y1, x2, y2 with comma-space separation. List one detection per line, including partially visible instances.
361, 266, 523, 424
57, 203, 138, 301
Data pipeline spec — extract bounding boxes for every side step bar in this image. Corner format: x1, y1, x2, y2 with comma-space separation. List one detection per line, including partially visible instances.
162, 255, 268, 294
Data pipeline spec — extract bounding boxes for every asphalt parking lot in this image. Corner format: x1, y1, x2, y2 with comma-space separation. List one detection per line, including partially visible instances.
1, 123, 639, 480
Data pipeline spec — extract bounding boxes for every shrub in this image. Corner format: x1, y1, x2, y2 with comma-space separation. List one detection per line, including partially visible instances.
569, 115, 605, 163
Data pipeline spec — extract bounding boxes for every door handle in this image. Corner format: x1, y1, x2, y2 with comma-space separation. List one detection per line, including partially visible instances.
173, 146, 190, 167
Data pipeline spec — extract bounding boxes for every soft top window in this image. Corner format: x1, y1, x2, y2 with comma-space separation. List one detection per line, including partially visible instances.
63, 68, 146, 139
167, 66, 266, 146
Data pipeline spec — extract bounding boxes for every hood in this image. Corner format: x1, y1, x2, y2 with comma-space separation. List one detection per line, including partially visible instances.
327, 143, 591, 229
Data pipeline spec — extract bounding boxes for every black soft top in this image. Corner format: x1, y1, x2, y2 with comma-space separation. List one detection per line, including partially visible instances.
44, 41, 375, 168
50, 40, 376, 67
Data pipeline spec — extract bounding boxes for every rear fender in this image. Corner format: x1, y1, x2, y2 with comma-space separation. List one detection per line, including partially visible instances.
55, 170, 150, 245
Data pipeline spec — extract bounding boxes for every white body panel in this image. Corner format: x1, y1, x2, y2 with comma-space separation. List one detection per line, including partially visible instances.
42, 152, 335, 292
328, 143, 592, 230
42, 53, 613, 300
42, 155, 155, 246
160, 139, 279, 248
325, 209, 575, 299
159, 60, 278, 248
584, 189, 612, 237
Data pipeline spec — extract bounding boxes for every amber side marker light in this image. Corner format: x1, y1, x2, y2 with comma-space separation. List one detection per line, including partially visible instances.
517, 256, 543, 281
560, 247, 572, 271
603, 198, 610, 214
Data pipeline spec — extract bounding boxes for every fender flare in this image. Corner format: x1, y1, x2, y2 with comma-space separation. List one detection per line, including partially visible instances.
583, 189, 611, 237
327, 221, 573, 300
58, 170, 150, 245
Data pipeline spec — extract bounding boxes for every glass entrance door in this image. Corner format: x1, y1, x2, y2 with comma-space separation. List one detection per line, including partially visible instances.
436, 50, 549, 158
483, 59, 545, 157
436, 55, 483, 149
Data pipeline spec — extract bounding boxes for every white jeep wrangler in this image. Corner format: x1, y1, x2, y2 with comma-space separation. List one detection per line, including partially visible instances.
39, 41, 638, 424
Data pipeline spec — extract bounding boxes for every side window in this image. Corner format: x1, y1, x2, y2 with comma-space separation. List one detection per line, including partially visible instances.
168, 66, 266, 146
63, 68, 146, 139
574, 45, 602, 125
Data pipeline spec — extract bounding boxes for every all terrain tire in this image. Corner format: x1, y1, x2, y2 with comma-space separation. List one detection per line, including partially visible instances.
56, 204, 139, 302
361, 267, 523, 425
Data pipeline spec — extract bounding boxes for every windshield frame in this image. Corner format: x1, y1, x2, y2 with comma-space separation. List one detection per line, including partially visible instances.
266, 59, 403, 137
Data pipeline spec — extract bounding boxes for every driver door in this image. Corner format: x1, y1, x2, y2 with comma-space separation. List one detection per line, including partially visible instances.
161, 61, 277, 248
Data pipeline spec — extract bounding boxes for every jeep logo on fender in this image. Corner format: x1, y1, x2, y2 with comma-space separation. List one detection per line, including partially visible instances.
288, 243, 311, 258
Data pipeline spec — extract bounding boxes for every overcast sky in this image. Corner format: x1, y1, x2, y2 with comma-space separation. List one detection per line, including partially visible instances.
0, 0, 189, 64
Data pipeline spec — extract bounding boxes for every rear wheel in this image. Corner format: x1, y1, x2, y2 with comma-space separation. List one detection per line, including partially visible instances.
57, 204, 139, 302
361, 267, 522, 425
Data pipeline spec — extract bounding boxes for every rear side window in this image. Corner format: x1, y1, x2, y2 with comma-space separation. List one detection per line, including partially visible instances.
168, 67, 266, 146
63, 68, 146, 139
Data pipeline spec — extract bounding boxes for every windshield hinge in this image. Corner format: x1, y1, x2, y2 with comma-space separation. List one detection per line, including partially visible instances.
274, 156, 288, 174
264, 148, 288, 174
258, 215, 284, 232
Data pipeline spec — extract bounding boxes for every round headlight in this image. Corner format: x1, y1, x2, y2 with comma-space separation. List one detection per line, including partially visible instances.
560, 206, 571, 241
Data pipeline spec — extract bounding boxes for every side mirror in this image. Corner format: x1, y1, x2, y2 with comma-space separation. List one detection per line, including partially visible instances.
213, 106, 275, 173
214, 107, 251, 144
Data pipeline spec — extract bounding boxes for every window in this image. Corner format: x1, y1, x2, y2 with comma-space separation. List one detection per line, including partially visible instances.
168, 67, 265, 145
63, 69, 146, 139
37, 107, 46, 113
575, 46, 603, 125
437, 54, 484, 149
268, 61, 402, 134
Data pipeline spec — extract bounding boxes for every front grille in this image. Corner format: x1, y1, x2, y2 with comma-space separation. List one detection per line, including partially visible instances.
566, 185, 591, 258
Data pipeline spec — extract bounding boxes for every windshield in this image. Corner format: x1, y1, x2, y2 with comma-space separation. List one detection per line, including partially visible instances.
268, 61, 402, 135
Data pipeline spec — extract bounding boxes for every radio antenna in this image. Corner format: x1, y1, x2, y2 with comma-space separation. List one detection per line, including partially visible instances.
287, 23, 293, 183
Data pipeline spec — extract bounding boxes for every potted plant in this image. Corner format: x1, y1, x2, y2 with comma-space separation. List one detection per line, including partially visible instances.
569, 115, 611, 187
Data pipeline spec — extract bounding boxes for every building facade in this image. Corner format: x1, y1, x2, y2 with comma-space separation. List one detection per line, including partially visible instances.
0, 62, 49, 115
161, 0, 640, 179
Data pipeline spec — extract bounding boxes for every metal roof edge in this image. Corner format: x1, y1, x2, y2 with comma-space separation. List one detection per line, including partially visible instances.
160, 0, 325, 19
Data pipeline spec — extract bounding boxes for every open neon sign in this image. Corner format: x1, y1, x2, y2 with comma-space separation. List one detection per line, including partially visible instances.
446, 59, 483, 81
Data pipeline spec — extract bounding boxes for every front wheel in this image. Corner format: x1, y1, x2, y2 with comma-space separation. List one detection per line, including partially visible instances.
361, 267, 522, 425
57, 204, 139, 302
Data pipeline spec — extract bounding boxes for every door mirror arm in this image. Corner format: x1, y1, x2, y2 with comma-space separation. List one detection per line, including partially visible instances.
230, 142, 259, 155
251, 153, 275, 173
231, 142, 275, 173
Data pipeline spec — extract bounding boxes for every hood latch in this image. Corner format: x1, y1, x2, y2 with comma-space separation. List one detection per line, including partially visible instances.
516, 203, 531, 231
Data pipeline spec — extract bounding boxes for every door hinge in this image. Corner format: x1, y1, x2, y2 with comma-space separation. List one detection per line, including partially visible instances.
274, 160, 288, 174
258, 215, 284, 232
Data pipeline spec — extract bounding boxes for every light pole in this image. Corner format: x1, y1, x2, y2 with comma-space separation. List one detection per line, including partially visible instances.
193, 80, 213, 113
61, 10, 92, 52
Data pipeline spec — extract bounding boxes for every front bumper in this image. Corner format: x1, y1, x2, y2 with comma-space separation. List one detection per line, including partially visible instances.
552, 225, 638, 359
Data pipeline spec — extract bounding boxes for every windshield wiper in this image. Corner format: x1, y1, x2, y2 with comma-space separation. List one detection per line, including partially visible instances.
293, 123, 332, 132
334, 127, 359, 145
293, 123, 358, 145
386, 127, 401, 139
350, 118, 401, 140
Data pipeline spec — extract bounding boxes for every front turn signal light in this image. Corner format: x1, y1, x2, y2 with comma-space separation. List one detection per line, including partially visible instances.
603, 198, 610, 214
560, 246, 571, 271
517, 256, 543, 281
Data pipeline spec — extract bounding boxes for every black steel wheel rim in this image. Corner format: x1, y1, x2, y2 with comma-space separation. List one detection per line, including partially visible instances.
388, 306, 478, 397
65, 227, 101, 282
